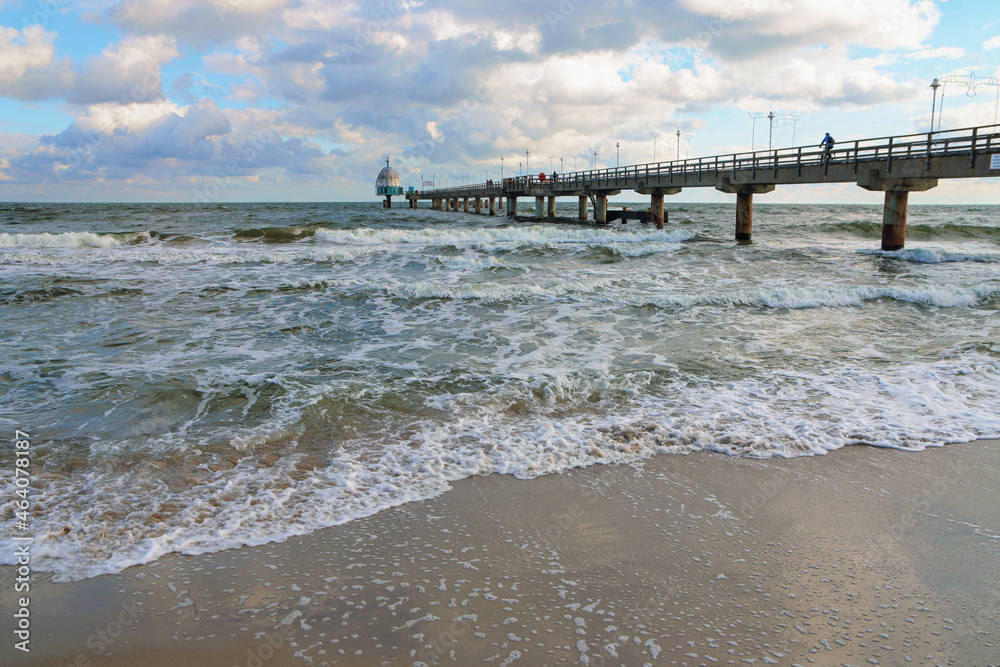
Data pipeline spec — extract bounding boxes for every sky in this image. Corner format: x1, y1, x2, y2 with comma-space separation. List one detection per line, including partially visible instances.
0, 0, 998, 204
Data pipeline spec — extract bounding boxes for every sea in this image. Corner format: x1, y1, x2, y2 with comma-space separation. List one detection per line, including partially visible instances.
2, 201, 999, 582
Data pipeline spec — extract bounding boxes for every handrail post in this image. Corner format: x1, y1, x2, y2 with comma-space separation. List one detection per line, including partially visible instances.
854, 140, 859, 174
970, 127, 978, 169
887, 137, 894, 173
925, 132, 933, 171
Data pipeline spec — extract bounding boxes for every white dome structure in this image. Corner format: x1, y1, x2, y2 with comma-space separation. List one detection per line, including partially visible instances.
376, 158, 404, 207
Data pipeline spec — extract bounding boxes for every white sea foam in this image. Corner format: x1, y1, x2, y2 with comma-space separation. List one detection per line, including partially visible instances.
0, 245, 379, 266
387, 277, 617, 302
0, 231, 149, 248
314, 225, 695, 249
626, 283, 1000, 310
860, 248, 1000, 263
2, 352, 999, 582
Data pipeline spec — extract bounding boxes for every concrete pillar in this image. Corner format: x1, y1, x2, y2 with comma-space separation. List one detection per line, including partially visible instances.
488, 196, 496, 216
475, 197, 482, 214
650, 193, 664, 229
463, 198, 470, 213
595, 195, 608, 224
384, 196, 392, 209
508, 196, 518, 216
547, 196, 556, 219
736, 191, 753, 241
882, 191, 909, 251
579, 196, 588, 221
452, 199, 459, 212
535, 196, 545, 219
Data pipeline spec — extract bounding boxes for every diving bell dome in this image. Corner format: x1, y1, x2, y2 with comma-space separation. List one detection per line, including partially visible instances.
376, 158, 404, 196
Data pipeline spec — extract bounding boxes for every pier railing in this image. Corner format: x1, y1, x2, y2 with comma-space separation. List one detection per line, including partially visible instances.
418, 124, 1000, 196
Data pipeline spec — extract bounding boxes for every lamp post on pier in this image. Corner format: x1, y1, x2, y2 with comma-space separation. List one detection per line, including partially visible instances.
616, 142, 620, 168
930, 78, 940, 133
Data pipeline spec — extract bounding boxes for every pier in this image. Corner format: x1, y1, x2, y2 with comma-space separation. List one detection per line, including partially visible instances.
406, 125, 1000, 250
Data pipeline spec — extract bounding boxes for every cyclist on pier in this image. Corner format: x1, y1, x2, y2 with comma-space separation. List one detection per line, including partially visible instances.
820, 133, 835, 161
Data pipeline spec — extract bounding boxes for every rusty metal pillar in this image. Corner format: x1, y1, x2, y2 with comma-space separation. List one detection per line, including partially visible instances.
488, 196, 496, 216
882, 191, 909, 251
650, 193, 664, 229
736, 191, 753, 241
475, 197, 482, 214
547, 196, 556, 219
857, 175, 937, 252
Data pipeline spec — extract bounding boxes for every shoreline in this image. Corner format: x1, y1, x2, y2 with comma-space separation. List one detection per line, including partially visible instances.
3, 439, 999, 666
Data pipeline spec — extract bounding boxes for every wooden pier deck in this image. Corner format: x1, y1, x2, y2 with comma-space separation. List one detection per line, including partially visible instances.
406, 125, 1000, 250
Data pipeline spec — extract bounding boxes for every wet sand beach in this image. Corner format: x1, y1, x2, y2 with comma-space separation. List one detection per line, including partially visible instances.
3, 440, 999, 667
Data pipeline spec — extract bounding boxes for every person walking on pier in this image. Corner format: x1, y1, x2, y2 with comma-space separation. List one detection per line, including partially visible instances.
820, 133, 835, 162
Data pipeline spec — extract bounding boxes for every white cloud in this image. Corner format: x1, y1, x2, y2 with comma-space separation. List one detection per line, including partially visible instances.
0, 27, 73, 100
984, 35, 1000, 50
282, 0, 358, 31
110, 0, 296, 46
70, 35, 180, 104
907, 46, 965, 60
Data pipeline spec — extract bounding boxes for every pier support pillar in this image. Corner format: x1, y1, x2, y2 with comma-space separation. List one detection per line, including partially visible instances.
463, 198, 470, 213
547, 196, 556, 219
488, 197, 496, 216
578, 196, 588, 221
881, 191, 908, 251
650, 194, 664, 229
637, 186, 681, 229
715, 181, 775, 243
452, 199, 459, 212
857, 174, 938, 252
475, 197, 482, 214
535, 196, 545, 219
595, 195, 608, 224
735, 191, 753, 242
507, 196, 518, 217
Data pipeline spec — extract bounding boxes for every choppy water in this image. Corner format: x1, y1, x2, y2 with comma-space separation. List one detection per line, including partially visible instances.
2, 201, 999, 581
